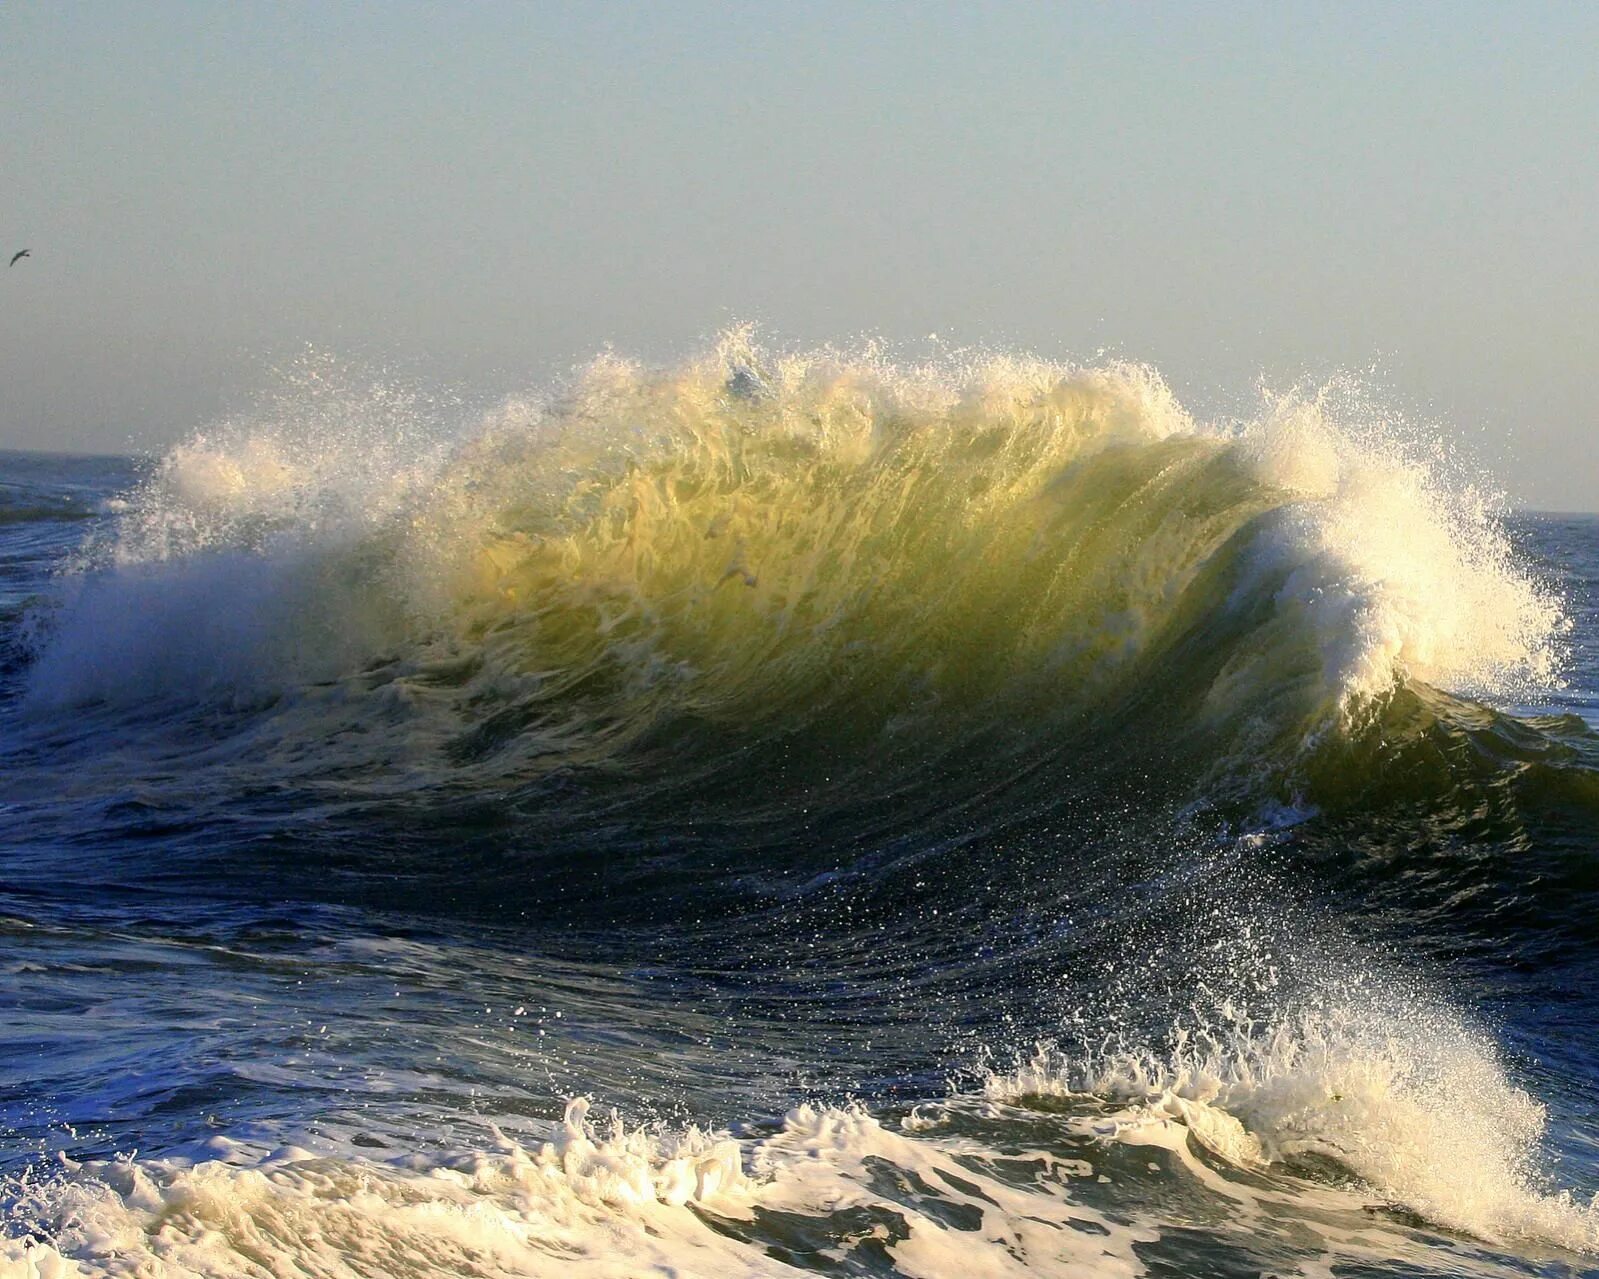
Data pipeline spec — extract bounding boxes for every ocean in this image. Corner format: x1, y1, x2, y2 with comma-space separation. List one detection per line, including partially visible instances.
4, 336, 1599, 1277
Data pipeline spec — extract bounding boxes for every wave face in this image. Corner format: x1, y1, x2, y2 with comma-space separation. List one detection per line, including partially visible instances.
4, 338, 1599, 1279
14, 338, 1564, 809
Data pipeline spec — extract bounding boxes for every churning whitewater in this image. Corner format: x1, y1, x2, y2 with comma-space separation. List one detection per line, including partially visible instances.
4, 334, 1599, 1278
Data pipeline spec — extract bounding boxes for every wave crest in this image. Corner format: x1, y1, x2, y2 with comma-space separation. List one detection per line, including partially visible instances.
20, 335, 1564, 801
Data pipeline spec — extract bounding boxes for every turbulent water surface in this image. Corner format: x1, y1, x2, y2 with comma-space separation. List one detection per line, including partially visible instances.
4, 336, 1599, 1277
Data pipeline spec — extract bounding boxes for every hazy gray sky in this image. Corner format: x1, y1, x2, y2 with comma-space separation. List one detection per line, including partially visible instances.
2, 2, 1595, 508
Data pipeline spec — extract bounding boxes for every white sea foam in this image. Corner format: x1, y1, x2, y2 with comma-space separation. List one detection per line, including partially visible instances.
987, 997, 1599, 1256
1230, 383, 1563, 708
0, 1099, 1149, 1279
7, 1053, 1586, 1279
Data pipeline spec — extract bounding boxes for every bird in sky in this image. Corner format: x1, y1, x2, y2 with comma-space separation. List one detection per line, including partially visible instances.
8, 250, 29, 267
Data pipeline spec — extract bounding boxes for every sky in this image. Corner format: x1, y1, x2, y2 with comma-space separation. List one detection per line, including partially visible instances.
1, 1, 1595, 509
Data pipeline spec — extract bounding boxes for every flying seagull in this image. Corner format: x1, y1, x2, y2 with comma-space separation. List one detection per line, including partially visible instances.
8, 250, 28, 267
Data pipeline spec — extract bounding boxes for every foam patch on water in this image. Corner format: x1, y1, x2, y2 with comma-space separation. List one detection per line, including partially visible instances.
987, 998, 1599, 1255
5, 1083, 1581, 1279
0, 1099, 1150, 1279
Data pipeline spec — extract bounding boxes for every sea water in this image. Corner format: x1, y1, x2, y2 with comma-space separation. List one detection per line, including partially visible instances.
3, 335, 1599, 1277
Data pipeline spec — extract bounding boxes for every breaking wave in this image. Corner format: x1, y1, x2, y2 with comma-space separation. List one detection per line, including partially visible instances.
3, 344, 1596, 1277
15, 334, 1564, 814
